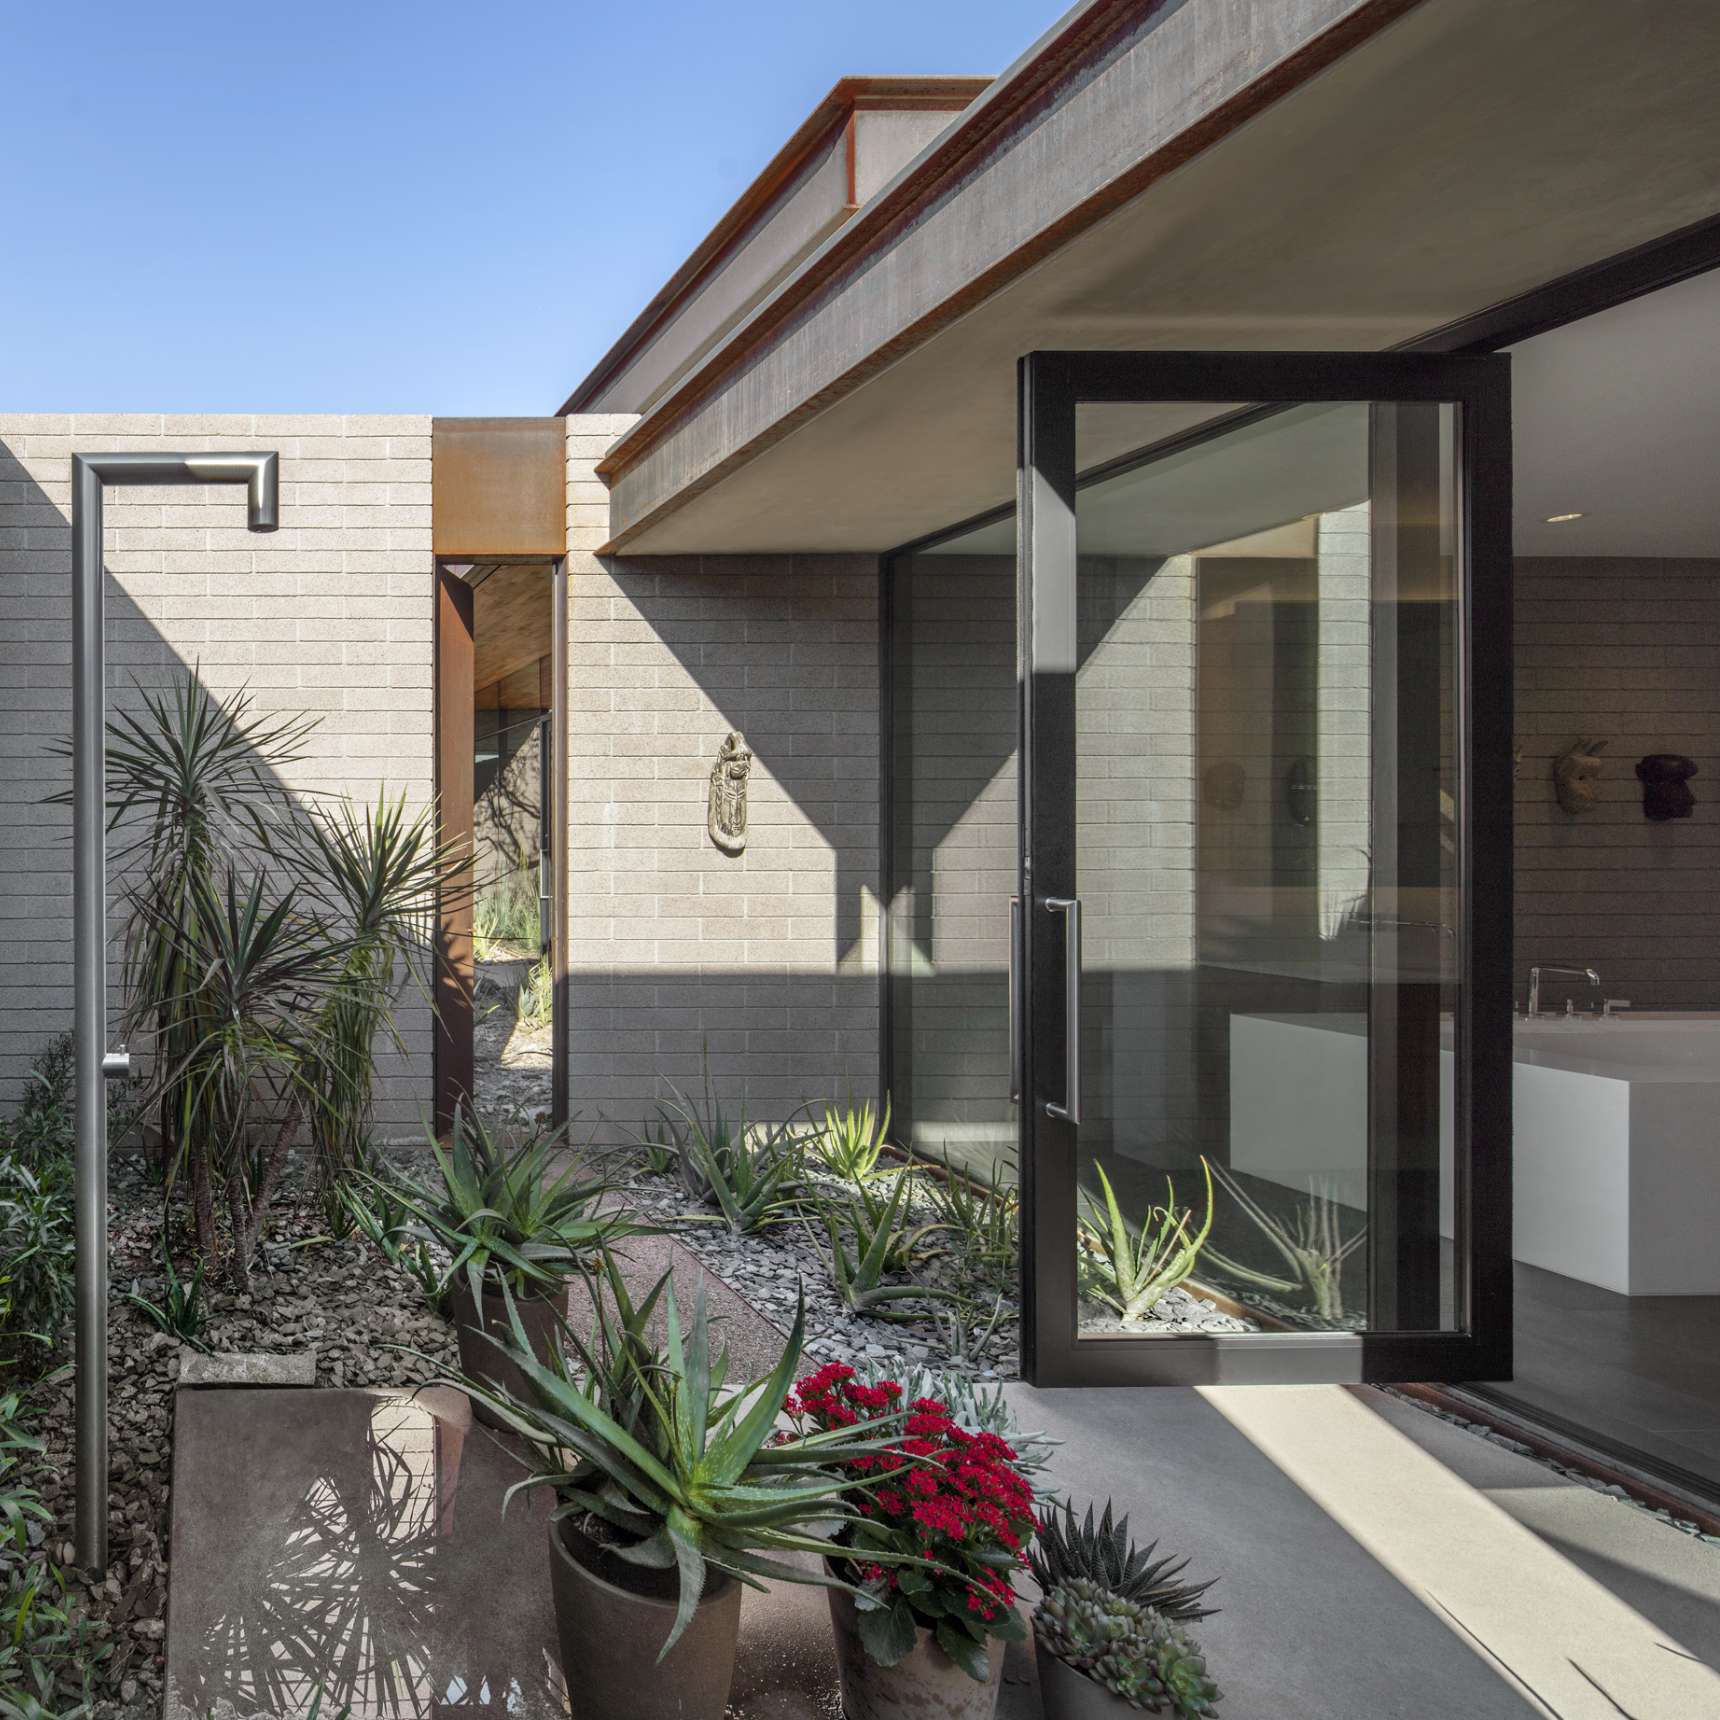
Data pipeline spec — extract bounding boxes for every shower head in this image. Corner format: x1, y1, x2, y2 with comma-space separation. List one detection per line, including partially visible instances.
185, 451, 279, 531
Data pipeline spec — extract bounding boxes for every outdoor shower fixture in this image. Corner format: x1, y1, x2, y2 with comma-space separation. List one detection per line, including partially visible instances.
71, 450, 279, 1572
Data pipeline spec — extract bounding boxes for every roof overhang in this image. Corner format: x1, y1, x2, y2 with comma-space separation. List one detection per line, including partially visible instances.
592, 0, 1720, 554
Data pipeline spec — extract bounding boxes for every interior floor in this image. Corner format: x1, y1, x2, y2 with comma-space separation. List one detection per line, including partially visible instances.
1495, 1261, 1720, 1495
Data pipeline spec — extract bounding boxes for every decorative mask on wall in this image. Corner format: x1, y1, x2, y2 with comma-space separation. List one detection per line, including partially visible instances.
707, 731, 752, 854
1636, 753, 1698, 822
1552, 737, 1606, 815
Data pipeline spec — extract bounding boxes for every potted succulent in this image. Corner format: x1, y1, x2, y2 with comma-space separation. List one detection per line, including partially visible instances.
784, 1360, 1039, 1720
452, 1262, 916, 1720
1033, 1580, 1222, 1718
1028, 1499, 1217, 1623
353, 1104, 646, 1427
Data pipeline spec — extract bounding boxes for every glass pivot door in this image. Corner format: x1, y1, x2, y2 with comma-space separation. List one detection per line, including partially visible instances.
1016, 352, 1513, 1387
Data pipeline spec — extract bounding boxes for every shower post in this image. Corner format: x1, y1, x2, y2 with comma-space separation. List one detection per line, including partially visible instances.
70, 450, 278, 1574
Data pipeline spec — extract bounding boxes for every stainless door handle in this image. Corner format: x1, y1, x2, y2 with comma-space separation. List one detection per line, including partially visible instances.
1009, 897, 1022, 1106
1043, 896, 1081, 1124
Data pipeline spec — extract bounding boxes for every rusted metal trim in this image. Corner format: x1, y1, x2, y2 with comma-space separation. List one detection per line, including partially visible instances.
593, 0, 1425, 549
433, 565, 476, 1135
560, 76, 987, 415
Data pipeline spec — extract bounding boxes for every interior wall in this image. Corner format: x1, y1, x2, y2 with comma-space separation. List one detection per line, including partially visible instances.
1514, 554, 1720, 1009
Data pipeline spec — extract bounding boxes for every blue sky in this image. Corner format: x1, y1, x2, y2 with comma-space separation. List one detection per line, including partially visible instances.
0, 0, 1055, 414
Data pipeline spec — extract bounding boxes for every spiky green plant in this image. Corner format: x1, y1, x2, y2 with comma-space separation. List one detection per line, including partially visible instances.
1034, 1579, 1222, 1717
1077, 1160, 1213, 1322
473, 868, 542, 959
922, 1148, 1019, 1291
292, 792, 466, 1197
813, 1095, 894, 1184
121, 1243, 211, 1353
655, 1071, 809, 1234
1202, 1166, 1365, 1328
814, 1175, 959, 1322
516, 955, 553, 1031
1029, 1499, 1216, 1622
449, 1279, 924, 1659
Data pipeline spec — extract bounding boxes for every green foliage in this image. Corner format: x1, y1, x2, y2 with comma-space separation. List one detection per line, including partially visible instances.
449, 1269, 916, 1660
1077, 1161, 1213, 1322
1034, 1580, 1221, 1717
927, 1293, 1009, 1369
1202, 1166, 1365, 1328
121, 1244, 210, 1353
1029, 1499, 1216, 1622
339, 1180, 444, 1314
653, 1071, 809, 1235
922, 1149, 1018, 1292
473, 869, 541, 960
812, 1096, 893, 1184
352, 1106, 646, 1304
0, 1392, 105, 1719
516, 956, 553, 1032
814, 1174, 958, 1322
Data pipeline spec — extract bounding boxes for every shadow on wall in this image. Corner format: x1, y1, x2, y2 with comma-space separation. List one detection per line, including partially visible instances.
0, 435, 430, 1129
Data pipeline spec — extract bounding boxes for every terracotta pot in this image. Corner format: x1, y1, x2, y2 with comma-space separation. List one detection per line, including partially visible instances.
450, 1279, 563, 1429
1036, 1644, 1128, 1720
827, 1584, 1005, 1720
548, 1516, 742, 1720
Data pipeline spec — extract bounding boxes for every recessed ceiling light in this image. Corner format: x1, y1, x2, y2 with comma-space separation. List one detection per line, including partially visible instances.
1545, 512, 1585, 524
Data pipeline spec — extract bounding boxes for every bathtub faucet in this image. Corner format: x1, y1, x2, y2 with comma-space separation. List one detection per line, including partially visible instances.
1526, 965, 1601, 1019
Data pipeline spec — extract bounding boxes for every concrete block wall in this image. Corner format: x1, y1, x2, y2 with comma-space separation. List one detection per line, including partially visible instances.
565, 416, 880, 1135
0, 414, 434, 1127
1515, 555, 1720, 1009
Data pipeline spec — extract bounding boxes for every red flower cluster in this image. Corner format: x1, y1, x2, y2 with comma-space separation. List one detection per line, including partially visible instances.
786, 1362, 1036, 1630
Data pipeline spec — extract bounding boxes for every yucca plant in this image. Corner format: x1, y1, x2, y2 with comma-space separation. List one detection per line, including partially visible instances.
813, 1175, 959, 1322
812, 1095, 894, 1185
1202, 1165, 1365, 1328
352, 1106, 647, 1306
452, 1279, 924, 1658
1078, 1160, 1214, 1322
1029, 1498, 1217, 1622
291, 793, 466, 1197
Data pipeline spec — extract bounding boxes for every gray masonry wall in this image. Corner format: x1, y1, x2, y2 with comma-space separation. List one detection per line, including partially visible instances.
1515, 555, 1720, 1010
565, 417, 880, 1135
0, 414, 434, 1127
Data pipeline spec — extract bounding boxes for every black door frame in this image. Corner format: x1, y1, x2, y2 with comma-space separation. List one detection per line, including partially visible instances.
1016, 350, 1514, 1388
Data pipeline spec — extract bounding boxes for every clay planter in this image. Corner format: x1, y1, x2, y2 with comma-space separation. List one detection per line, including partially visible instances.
548, 1515, 742, 1720
1036, 1645, 1128, 1720
450, 1279, 563, 1429
827, 1585, 1006, 1720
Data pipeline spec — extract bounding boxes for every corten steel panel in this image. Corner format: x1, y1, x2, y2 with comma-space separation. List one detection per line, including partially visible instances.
432, 418, 567, 559
434, 566, 476, 1134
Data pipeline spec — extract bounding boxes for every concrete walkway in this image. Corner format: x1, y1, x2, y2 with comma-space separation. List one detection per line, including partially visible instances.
165, 1380, 1720, 1718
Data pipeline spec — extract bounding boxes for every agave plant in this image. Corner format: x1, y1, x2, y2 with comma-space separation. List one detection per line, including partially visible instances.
1077, 1159, 1214, 1322
352, 1105, 647, 1306
813, 1175, 959, 1322
1202, 1165, 1365, 1328
654, 1070, 809, 1234
453, 1278, 923, 1657
812, 1095, 894, 1185
1029, 1498, 1217, 1622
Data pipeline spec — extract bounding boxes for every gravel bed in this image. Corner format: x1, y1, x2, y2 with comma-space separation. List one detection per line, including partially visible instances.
21, 1153, 458, 1720
625, 1160, 1252, 1380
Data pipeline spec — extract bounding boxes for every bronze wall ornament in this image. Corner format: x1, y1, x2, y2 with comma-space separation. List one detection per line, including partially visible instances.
708, 731, 752, 854
1552, 737, 1606, 814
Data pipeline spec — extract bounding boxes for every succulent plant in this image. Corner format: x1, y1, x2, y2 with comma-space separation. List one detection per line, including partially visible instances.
1035, 1579, 1222, 1717
1030, 1498, 1217, 1621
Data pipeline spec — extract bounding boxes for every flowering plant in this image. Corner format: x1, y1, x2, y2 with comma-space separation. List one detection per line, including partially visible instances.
785, 1360, 1038, 1681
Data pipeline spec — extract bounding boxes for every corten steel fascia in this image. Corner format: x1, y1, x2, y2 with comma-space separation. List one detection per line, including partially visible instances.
592, 0, 1424, 550
559, 77, 989, 416
71, 450, 279, 1575
431, 418, 567, 560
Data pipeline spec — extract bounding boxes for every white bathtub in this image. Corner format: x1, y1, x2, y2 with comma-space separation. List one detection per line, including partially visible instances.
1229, 1011, 1720, 1297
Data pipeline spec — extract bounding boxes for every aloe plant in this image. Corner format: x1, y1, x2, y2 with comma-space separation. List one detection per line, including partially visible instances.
1029, 1498, 1217, 1622
814, 1175, 959, 1322
453, 1278, 922, 1658
1203, 1165, 1365, 1327
923, 1147, 1019, 1290
655, 1071, 809, 1234
812, 1095, 894, 1184
1077, 1159, 1214, 1322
